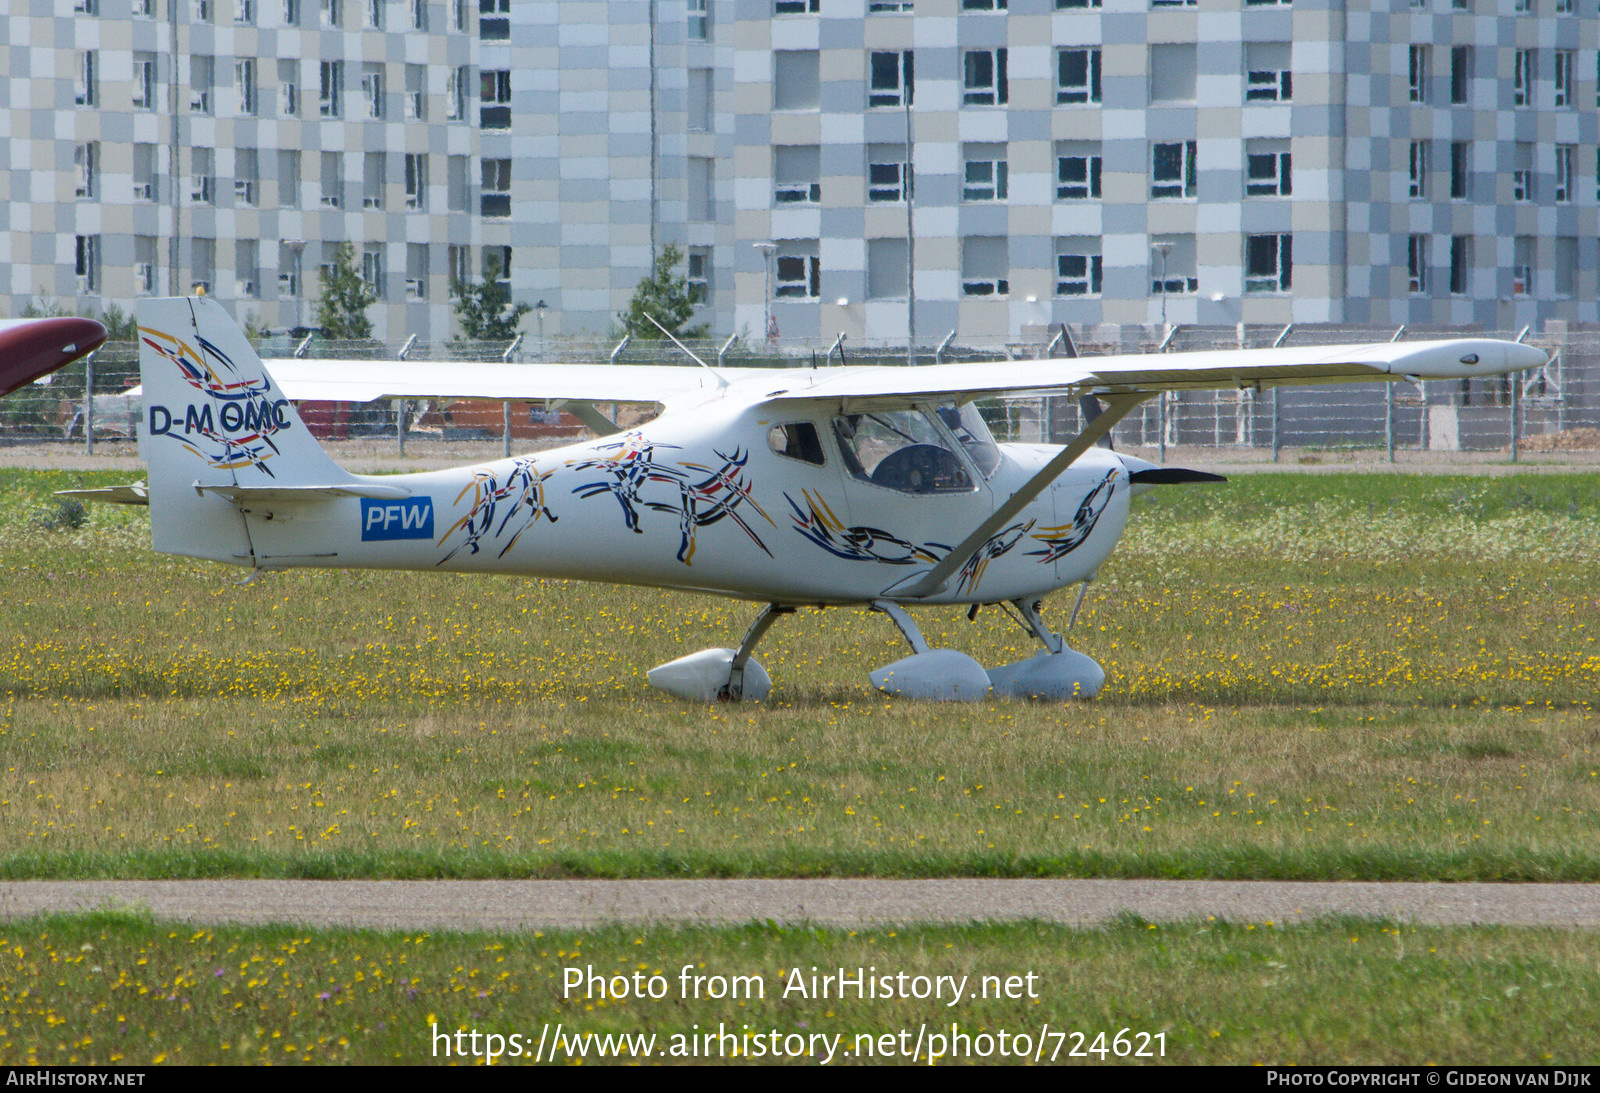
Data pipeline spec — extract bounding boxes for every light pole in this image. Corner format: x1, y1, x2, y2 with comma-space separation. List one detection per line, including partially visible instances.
754, 242, 776, 345
1151, 240, 1173, 330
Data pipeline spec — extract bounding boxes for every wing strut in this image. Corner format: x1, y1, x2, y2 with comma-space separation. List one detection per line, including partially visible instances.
897, 391, 1152, 600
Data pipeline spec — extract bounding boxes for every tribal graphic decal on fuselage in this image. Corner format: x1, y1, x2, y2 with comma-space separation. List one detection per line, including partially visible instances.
435, 433, 775, 567
954, 520, 1035, 596
1027, 469, 1119, 564
141, 325, 289, 476
785, 490, 949, 566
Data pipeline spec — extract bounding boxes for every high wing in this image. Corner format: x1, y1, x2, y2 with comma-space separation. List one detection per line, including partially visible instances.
262, 337, 1546, 410
260, 358, 774, 405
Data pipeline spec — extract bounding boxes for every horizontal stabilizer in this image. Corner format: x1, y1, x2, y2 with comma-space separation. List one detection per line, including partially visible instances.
194, 482, 413, 502
56, 482, 149, 506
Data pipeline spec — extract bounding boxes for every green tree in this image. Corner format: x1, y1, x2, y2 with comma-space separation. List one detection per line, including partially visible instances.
450, 254, 532, 342
617, 243, 708, 341
314, 243, 378, 340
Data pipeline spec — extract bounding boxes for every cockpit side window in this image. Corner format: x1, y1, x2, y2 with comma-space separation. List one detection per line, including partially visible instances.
831, 410, 976, 494
767, 421, 825, 466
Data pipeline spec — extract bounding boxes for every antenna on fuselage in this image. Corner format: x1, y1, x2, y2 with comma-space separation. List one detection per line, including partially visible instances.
642, 312, 728, 390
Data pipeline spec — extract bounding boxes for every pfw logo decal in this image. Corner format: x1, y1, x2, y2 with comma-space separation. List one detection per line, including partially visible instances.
362, 497, 434, 541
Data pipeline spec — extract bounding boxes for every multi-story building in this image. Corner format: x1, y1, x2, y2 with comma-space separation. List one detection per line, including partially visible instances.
4, 0, 1598, 344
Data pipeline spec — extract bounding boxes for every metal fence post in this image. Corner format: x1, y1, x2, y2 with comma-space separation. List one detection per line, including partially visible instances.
1510, 372, 1520, 463
395, 334, 418, 458
83, 351, 96, 455
1269, 324, 1292, 463
1386, 325, 1404, 463
501, 333, 524, 458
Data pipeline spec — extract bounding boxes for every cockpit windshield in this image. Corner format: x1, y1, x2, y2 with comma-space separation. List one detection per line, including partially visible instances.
936, 402, 1002, 479
832, 409, 976, 494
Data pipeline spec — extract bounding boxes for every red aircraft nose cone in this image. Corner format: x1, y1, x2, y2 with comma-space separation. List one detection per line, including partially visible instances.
0, 316, 110, 397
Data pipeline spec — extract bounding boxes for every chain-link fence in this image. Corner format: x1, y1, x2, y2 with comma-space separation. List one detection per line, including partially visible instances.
4, 325, 1595, 461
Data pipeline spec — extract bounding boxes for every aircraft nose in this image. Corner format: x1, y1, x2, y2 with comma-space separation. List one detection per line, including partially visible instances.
1504, 342, 1549, 372
0, 316, 110, 397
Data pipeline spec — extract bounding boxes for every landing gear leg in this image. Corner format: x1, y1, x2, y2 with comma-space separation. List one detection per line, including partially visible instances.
722, 604, 794, 701
986, 590, 1106, 700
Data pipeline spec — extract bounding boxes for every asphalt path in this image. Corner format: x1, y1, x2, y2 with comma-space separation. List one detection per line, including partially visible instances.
2, 880, 1598, 931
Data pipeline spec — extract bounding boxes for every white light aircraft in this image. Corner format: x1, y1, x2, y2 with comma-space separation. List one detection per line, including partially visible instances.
76, 296, 1546, 702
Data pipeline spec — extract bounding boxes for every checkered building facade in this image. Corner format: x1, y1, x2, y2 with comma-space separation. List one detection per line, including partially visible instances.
4, 0, 1598, 342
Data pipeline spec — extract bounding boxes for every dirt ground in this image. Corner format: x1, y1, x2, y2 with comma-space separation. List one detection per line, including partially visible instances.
5, 433, 1598, 476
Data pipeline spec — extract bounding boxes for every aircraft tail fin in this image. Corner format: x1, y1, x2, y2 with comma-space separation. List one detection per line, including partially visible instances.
137, 296, 355, 564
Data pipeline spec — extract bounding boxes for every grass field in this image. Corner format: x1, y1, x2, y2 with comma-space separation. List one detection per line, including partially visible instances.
3, 911, 1597, 1065
1, 468, 1595, 880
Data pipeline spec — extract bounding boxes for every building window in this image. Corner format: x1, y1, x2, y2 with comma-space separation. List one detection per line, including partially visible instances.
869, 51, 913, 108
193, 0, 210, 20
133, 54, 157, 109
410, 0, 426, 31
321, 0, 341, 26
1448, 235, 1470, 296
1554, 237, 1576, 297
134, 143, 158, 202
774, 146, 821, 205
235, 148, 258, 206
1408, 141, 1430, 200
1554, 50, 1573, 107
688, 156, 713, 220
447, 155, 468, 212
321, 152, 343, 208
1408, 45, 1430, 104
137, 236, 158, 295
1512, 237, 1534, 296
406, 244, 429, 301
687, 248, 711, 305
484, 247, 510, 287
74, 143, 98, 199
405, 65, 426, 120
774, 51, 820, 111
237, 240, 259, 298
1554, 145, 1574, 203
1151, 141, 1197, 199
75, 235, 102, 294
962, 0, 1004, 8
870, 0, 914, 9
1150, 44, 1196, 103
1407, 235, 1429, 294
1513, 50, 1532, 107
236, 58, 256, 116
283, 0, 299, 23
1246, 140, 1291, 197
480, 0, 508, 40
1055, 141, 1102, 200
1056, 0, 1099, 6
1245, 43, 1292, 102
1244, 234, 1292, 293
190, 56, 213, 113
192, 147, 215, 204
405, 153, 428, 210
481, 158, 511, 217
963, 49, 1008, 106
236, 0, 255, 22
279, 149, 300, 207
1450, 46, 1471, 105
1513, 0, 1531, 10
868, 145, 910, 203
134, 0, 154, 15
1055, 48, 1100, 105
1153, 0, 1195, 7
688, 68, 713, 129
1151, 236, 1197, 294
1512, 143, 1533, 202
775, 241, 820, 299
361, 64, 384, 119
320, 60, 343, 117
363, 152, 386, 209
1448, 142, 1469, 200
193, 238, 215, 295
447, 66, 468, 121
961, 236, 1009, 296
1055, 237, 1102, 297
776, 0, 818, 12
867, 238, 908, 299
962, 144, 1008, 202
362, 246, 386, 300
452, 0, 464, 31
278, 60, 299, 116
688, 0, 708, 37
1555, 0, 1571, 10
480, 69, 511, 128
448, 245, 470, 296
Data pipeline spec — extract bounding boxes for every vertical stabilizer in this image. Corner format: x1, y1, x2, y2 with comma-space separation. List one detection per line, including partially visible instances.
137, 296, 353, 564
